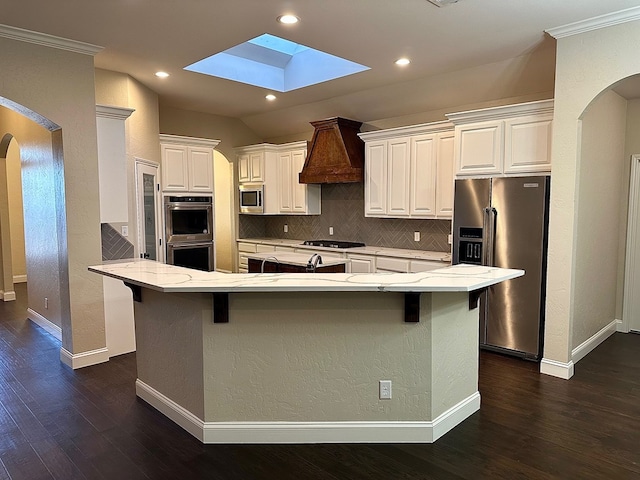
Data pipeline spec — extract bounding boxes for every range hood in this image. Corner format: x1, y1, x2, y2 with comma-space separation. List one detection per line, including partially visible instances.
299, 117, 364, 184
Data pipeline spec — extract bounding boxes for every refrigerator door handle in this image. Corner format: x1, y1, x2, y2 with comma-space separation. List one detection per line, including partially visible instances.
483, 207, 497, 267
482, 207, 491, 266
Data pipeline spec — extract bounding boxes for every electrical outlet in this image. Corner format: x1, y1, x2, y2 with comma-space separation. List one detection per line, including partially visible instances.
329, 226, 334, 236
379, 380, 392, 399
414, 231, 420, 242
121, 225, 129, 237
44, 297, 48, 309
448, 234, 452, 244
284, 224, 288, 233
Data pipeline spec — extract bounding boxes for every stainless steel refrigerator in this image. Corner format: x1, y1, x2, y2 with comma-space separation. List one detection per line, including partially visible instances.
452, 176, 550, 360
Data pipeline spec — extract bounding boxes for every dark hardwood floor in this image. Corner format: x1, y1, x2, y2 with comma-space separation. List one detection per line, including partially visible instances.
1, 283, 640, 479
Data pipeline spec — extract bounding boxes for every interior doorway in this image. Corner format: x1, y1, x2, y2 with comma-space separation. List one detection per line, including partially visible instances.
623, 154, 640, 333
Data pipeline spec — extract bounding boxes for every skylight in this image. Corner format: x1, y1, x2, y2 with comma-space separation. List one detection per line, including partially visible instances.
184, 33, 370, 92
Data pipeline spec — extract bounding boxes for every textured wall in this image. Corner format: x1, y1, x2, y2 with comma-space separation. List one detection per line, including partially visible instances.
546, 20, 640, 364
239, 183, 451, 252
572, 90, 626, 348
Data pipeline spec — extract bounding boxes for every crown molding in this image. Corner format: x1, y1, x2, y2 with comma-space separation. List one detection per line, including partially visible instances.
96, 105, 135, 120
546, 6, 640, 39
159, 134, 220, 149
358, 121, 454, 141
0, 24, 103, 55
446, 99, 554, 125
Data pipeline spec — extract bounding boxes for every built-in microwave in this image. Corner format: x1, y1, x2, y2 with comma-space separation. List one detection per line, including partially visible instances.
239, 184, 264, 214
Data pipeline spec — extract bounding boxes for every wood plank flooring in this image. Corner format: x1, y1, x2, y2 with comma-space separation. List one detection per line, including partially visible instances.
1, 283, 639, 479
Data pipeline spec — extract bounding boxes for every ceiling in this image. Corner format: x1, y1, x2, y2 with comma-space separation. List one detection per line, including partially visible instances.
3, 0, 640, 139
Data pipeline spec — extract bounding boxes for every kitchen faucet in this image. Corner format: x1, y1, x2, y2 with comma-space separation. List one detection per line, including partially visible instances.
260, 256, 280, 273
306, 254, 323, 272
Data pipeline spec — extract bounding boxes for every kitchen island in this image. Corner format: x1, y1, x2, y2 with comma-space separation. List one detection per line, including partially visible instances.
89, 260, 522, 444
247, 251, 348, 273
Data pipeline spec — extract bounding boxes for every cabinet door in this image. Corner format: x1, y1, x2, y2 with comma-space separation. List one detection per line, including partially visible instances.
347, 254, 375, 273
365, 141, 387, 216
278, 151, 293, 212
188, 147, 213, 192
161, 144, 189, 191
504, 114, 552, 174
291, 149, 307, 213
435, 132, 455, 218
410, 259, 446, 272
238, 154, 250, 183
387, 137, 410, 216
455, 121, 503, 176
410, 134, 436, 217
249, 152, 264, 182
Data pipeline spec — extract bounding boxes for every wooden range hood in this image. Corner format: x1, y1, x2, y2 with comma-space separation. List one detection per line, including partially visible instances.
298, 117, 364, 184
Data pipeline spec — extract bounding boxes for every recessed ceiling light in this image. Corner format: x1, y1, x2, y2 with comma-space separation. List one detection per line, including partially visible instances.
155, 71, 170, 78
395, 58, 411, 66
277, 14, 299, 24
265, 94, 277, 101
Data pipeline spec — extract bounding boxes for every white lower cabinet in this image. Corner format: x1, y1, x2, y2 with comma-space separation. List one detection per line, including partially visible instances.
237, 242, 258, 273
346, 254, 375, 273
410, 259, 447, 272
375, 256, 410, 273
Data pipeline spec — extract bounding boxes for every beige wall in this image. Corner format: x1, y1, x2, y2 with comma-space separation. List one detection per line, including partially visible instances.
545, 20, 640, 366
0, 36, 105, 354
6, 139, 26, 280
213, 150, 234, 273
572, 90, 627, 347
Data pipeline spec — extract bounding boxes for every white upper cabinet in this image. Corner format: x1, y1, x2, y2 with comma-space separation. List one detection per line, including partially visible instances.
236, 141, 320, 215
360, 121, 455, 219
238, 151, 264, 183
447, 99, 553, 177
160, 135, 219, 193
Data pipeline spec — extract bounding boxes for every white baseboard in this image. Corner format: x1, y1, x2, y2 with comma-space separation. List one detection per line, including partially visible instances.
27, 308, 62, 341
60, 346, 109, 369
616, 318, 628, 333
540, 358, 575, 379
572, 319, 619, 364
0, 290, 16, 301
135, 379, 480, 444
13, 274, 27, 283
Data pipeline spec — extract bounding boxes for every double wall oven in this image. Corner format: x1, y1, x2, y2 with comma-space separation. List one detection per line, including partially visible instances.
165, 196, 214, 271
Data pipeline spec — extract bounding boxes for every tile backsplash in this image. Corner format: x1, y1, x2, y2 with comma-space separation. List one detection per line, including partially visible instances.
101, 223, 134, 260
238, 183, 451, 252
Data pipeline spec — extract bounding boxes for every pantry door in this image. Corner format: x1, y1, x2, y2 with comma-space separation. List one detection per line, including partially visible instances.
624, 154, 640, 333
135, 160, 163, 262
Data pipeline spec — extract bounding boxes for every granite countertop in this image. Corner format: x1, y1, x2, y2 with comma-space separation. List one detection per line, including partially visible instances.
89, 259, 523, 294
246, 252, 348, 267
238, 238, 452, 263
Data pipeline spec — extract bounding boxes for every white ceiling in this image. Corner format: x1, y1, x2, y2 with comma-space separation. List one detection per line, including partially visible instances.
3, 0, 640, 139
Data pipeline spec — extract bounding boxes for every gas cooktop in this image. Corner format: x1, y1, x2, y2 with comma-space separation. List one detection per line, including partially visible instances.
302, 240, 365, 249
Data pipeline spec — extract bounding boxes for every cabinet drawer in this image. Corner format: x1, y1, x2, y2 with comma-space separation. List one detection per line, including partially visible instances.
238, 242, 257, 253
275, 246, 296, 252
375, 257, 410, 273
410, 259, 446, 272
256, 244, 276, 253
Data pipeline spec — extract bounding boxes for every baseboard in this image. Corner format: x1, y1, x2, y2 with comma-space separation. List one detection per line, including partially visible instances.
135, 379, 480, 444
60, 347, 109, 369
540, 358, 574, 379
0, 290, 16, 301
27, 308, 62, 341
572, 319, 619, 364
13, 274, 27, 283
615, 318, 627, 333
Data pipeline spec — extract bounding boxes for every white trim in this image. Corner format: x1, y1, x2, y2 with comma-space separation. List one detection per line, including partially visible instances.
540, 358, 574, 379
159, 134, 220, 149
616, 318, 628, 333
546, 7, 640, 39
445, 99, 554, 125
0, 24, 103, 55
571, 319, 619, 364
358, 121, 454, 141
96, 105, 135, 120
135, 379, 480, 444
1, 290, 16, 301
60, 347, 109, 369
27, 308, 62, 341
13, 274, 27, 283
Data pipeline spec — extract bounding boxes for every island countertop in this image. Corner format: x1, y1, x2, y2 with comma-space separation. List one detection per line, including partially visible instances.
89, 259, 523, 293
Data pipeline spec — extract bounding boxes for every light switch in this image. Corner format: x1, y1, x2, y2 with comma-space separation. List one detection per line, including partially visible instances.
121, 225, 129, 237
414, 231, 420, 242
